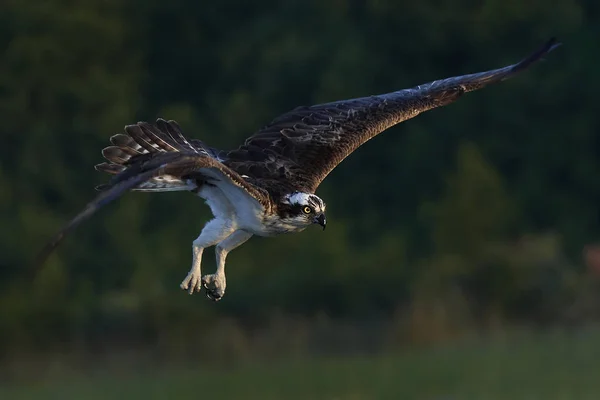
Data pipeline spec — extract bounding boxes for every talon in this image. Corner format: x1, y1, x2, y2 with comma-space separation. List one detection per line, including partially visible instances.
206, 290, 222, 302
201, 274, 225, 301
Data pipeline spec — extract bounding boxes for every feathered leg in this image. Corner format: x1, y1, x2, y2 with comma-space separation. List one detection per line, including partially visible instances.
180, 218, 235, 294
202, 230, 253, 301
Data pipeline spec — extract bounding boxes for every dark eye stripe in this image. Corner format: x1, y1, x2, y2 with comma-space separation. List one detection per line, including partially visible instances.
308, 196, 321, 208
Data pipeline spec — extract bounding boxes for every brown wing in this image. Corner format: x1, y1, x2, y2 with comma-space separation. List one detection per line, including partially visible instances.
35, 151, 269, 269
95, 118, 225, 191
224, 38, 560, 194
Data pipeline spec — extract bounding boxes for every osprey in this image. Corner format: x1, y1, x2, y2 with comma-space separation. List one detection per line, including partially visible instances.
36, 38, 560, 301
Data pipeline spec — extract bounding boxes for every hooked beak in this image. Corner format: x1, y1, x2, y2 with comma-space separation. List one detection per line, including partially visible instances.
314, 213, 326, 231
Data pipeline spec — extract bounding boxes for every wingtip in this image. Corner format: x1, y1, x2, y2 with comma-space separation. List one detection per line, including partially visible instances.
545, 37, 562, 53
33, 233, 64, 272
534, 37, 562, 59
508, 37, 561, 75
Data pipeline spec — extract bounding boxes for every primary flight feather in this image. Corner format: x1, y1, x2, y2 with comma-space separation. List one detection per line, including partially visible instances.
36, 38, 560, 301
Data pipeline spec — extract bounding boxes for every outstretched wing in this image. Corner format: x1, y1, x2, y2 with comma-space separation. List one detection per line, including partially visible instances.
35, 150, 268, 269
224, 38, 560, 194
95, 118, 225, 192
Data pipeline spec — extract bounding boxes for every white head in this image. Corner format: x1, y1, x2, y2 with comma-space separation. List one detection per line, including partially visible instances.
278, 192, 327, 231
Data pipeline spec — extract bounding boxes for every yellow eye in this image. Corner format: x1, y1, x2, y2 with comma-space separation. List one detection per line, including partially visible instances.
303, 206, 312, 214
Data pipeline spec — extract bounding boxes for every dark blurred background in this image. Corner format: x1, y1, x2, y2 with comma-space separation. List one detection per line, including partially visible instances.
1, 0, 600, 398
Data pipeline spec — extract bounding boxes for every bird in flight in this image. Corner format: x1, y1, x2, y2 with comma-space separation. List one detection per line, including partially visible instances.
36, 38, 560, 301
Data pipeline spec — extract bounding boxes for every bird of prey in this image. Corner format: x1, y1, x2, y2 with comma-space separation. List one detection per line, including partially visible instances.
36, 38, 560, 301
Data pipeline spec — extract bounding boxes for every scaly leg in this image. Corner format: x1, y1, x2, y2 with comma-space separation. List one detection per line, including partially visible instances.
180, 218, 235, 295
202, 230, 253, 301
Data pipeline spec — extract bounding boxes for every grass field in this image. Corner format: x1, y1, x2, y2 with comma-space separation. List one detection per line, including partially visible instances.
2, 328, 600, 400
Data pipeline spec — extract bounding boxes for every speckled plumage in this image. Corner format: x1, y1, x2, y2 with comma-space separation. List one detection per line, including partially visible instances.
36, 38, 560, 300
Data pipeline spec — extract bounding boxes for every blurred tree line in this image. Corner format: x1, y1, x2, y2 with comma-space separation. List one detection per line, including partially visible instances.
1, 0, 599, 358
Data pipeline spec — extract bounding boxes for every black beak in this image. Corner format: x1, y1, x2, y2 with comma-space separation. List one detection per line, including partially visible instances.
314, 214, 326, 231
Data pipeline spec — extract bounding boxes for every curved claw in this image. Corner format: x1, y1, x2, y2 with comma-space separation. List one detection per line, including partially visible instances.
201, 274, 225, 302
205, 290, 222, 302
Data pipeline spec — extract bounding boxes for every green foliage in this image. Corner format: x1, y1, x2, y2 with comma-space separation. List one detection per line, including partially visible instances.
0, 0, 597, 354
427, 142, 515, 256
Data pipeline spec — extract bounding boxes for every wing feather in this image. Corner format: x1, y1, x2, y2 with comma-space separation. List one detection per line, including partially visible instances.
224, 38, 560, 194
138, 122, 180, 152
125, 124, 161, 153
155, 119, 199, 153
36, 153, 269, 268
97, 119, 227, 192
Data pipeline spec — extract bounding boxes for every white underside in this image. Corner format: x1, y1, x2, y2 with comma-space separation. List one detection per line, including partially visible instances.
180, 168, 310, 297
192, 169, 275, 237
180, 172, 270, 297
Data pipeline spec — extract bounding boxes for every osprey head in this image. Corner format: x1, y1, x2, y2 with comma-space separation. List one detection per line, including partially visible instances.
280, 192, 327, 231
